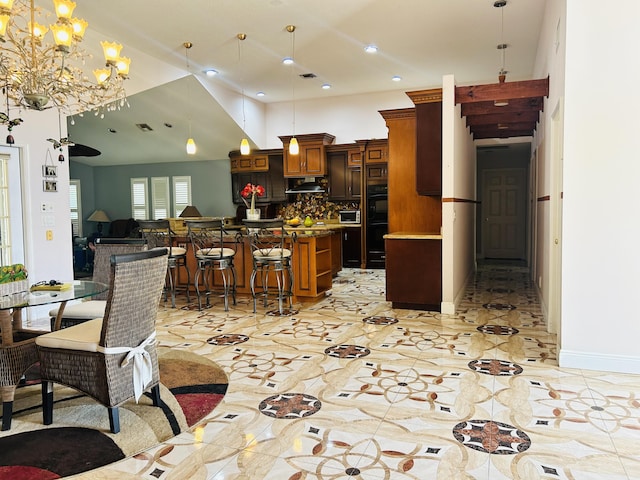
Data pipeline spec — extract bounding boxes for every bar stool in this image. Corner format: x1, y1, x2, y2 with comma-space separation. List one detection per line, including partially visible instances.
243, 218, 295, 315
137, 219, 191, 307
186, 219, 239, 311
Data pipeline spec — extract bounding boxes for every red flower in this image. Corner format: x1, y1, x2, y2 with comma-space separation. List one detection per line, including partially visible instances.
241, 183, 265, 198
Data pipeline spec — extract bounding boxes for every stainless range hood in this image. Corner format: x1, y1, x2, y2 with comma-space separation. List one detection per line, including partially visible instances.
285, 177, 325, 194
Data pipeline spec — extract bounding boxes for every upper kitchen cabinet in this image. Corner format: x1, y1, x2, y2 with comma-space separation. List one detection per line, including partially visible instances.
230, 151, 285, 204
407, 89, 442, 196
363, 139, 388, 164
279, 133, 335, 177
327, 151, 361, 201
229, 151, 269, 173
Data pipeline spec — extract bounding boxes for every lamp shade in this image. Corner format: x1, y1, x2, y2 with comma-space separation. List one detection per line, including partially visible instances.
87, 210, 110, 223
179, 206, 202, 218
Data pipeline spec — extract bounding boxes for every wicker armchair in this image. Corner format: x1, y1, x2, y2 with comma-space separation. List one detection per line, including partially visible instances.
48, 238, 147, 330
36, 249, 169, 434
186, 219, 239, 311
243, 218, 295, 315
137, 219, 191, 308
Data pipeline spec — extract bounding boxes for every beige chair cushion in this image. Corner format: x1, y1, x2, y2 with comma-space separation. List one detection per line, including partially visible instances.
49, 300, 107, 320
36, 318, 103, 352
254, 248, 291, 259
151, 245, 187, 256
196, 247, 235, 258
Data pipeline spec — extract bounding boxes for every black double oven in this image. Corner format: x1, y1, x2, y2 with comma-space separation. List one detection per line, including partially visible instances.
366, 183, 388, 268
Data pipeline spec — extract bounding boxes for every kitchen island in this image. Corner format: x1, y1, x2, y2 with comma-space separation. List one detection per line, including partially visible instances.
173, 221, 347, 302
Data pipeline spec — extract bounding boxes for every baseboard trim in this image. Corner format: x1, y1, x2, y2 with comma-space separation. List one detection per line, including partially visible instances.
559, 349, 640, 374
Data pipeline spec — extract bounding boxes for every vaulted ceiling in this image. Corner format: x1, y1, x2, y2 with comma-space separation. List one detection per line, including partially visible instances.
62, 0, 548, 166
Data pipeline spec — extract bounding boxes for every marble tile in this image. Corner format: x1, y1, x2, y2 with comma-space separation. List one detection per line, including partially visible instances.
75, 265, 640, 479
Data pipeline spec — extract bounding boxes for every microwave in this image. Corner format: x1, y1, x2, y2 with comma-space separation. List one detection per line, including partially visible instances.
339, 210, 360, 224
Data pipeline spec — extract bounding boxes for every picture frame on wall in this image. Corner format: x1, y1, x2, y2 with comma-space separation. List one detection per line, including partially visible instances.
43, 165, 57, 177
43, 180, 57, 192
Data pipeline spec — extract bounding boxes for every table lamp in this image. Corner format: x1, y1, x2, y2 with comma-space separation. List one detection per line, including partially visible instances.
179, 205, 202, 217
87, 210, 111, 236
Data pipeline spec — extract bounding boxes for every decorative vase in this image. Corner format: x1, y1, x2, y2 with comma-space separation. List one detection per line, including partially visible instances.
246, 210, 260, 221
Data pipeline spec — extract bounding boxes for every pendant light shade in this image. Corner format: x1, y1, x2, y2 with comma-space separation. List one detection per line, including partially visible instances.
286, 25, 299, 156
184, 41, 196, 155
240, 138, 250, 155
237, 33, 251, 156
289, 137, 299, 155
186, 137, 196, 154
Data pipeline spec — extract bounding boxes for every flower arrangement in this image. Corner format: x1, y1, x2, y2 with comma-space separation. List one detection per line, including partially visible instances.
0, 264, 28, 284
240, 183, 265, 213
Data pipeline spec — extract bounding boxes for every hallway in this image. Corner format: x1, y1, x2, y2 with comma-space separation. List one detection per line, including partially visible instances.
81, 265, 640, 479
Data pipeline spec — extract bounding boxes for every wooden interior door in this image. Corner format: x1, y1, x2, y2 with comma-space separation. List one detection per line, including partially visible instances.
481, 168, 527, 259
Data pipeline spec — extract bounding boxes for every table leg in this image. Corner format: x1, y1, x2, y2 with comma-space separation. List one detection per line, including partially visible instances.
52, 300, 68, 331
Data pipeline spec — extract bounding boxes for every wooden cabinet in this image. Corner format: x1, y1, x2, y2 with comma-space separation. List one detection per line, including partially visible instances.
415, 100, 442, 196
231, 154, 285, 204
347, 147, 362, 167
327, 151, 361, 201
341, 227, 361, 268
366, 163, 388, 184
365, 140, 388, 164
292, 234, 333, 298
229, 151, 269, 173
279, 133, 335, 178
385, 237, 441, 310
330, 231, 342, 276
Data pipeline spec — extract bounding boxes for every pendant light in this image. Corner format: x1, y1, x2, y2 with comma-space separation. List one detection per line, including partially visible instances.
184, 41, 197, 155
494, 0, 509, 106
286, 25, 299, 155
237, 33, 250, 155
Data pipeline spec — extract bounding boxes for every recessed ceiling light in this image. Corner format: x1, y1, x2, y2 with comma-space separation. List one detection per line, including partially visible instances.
282, 57, 293, 65
391, 75, 402, 82
204, 69, 218, 77
321, 83, 331, 90
256, 91, 265, 97
364, 45, 378, 54
108, 128, 117, 133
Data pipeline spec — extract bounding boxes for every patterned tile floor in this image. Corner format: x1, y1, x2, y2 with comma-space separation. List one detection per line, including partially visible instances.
71, 265, 640, 479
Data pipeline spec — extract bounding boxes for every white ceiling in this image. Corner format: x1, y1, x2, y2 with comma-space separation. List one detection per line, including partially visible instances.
64, 0, 547, 166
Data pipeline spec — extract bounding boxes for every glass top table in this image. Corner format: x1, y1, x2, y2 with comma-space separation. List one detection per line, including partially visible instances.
0, 280, 108, 344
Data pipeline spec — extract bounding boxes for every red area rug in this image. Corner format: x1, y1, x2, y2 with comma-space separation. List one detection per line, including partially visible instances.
0, 348, 227, 479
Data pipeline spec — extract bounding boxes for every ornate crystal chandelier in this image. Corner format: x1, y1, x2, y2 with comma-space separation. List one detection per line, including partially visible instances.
0, 0, 130, 123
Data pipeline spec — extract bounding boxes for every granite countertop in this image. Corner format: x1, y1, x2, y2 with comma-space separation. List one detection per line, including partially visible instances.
384, 232, 443, 240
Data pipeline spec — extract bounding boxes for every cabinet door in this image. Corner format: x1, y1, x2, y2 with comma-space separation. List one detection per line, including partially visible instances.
283, 150, 304, 177
347, 168, 361, 200
342, 227, 361, 267
416, 101, 442, 196
268, 154, 286, 203
347, 148, 362, 168
302, 144, 325, 176
252, 154, 269, 171
232, 172, 269, 204
366, 144, 388, 163
327, 152, 347, 201
366, 164, 387, 184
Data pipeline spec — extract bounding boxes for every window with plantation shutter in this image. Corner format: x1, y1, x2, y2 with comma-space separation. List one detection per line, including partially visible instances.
173, 176, 192, 217
69, 180, 82, 237
131, 178, 149, 220
151, 177, 170, 220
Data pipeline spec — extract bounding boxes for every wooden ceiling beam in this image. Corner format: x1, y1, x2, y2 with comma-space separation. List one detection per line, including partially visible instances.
471, 122, 536, 133
455, 77, 549, 104
472, 128, 534, 139
465, 111, 540, 126
460, 97, 544, 116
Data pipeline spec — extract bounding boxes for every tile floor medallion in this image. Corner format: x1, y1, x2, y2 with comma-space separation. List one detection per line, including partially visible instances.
25, 265, 639, 479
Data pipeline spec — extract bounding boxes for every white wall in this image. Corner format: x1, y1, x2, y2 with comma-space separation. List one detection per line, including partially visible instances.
559, 0, 640, 373
264, 89, 415, 148
441, 75, 476, 314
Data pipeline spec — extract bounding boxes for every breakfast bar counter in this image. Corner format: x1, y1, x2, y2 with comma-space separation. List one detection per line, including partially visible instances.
173, 225, 343, 302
